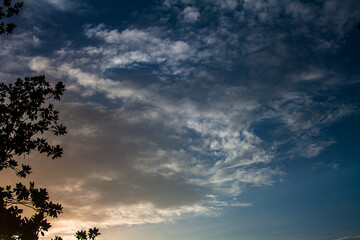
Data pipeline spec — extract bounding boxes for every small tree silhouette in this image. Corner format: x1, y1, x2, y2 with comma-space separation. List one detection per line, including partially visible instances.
0, 76, 66, 239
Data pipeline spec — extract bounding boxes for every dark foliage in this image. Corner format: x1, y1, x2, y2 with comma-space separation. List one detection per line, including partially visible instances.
0, 75, 66, 178
0, 182, 62, 240
0, 76, 66, 240
0, 0, 23, 35
75, 228, 101, 240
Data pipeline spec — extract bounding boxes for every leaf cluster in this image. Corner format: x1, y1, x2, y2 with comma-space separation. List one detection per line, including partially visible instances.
0, 75, 66, 178
75, 228, 101, 240
0, 0, 23, 35
0, 182, 62, 240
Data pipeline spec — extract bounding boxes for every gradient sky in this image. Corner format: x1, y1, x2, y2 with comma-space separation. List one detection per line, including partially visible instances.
1, 0, 360, 240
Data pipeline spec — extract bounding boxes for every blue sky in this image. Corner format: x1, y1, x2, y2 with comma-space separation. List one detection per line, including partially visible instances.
0, 0, 360, 239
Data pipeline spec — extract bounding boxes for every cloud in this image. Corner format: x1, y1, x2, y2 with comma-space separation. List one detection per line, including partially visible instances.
45, 202, 213, 239
336, 237, 360, 240
10, 98, 274, 238
21, 1, 354, 171
82, 24, 199, 77
217, 0, 239, 10
1, 0, 359, 236
27, 0, 88, 12
0, 31, 42, 79
181, 7, 200, 23
25, 0, 356, 223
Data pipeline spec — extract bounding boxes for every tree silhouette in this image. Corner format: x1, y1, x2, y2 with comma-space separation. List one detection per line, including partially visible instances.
0, 76, 66, 239
0, 1, 100, 239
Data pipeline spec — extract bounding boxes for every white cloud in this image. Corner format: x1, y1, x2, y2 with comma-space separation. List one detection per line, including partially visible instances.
182, 7, 200, 23
46, 202, 212, 240
82, 24, 198, 76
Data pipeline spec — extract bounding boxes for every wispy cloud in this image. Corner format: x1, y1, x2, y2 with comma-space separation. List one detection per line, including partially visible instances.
336, 237, 360, 240
82, 24, 198, 76
27, 0, 88, 12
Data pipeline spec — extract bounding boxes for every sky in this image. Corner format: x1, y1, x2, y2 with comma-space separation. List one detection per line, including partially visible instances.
1, 0, 360, 239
